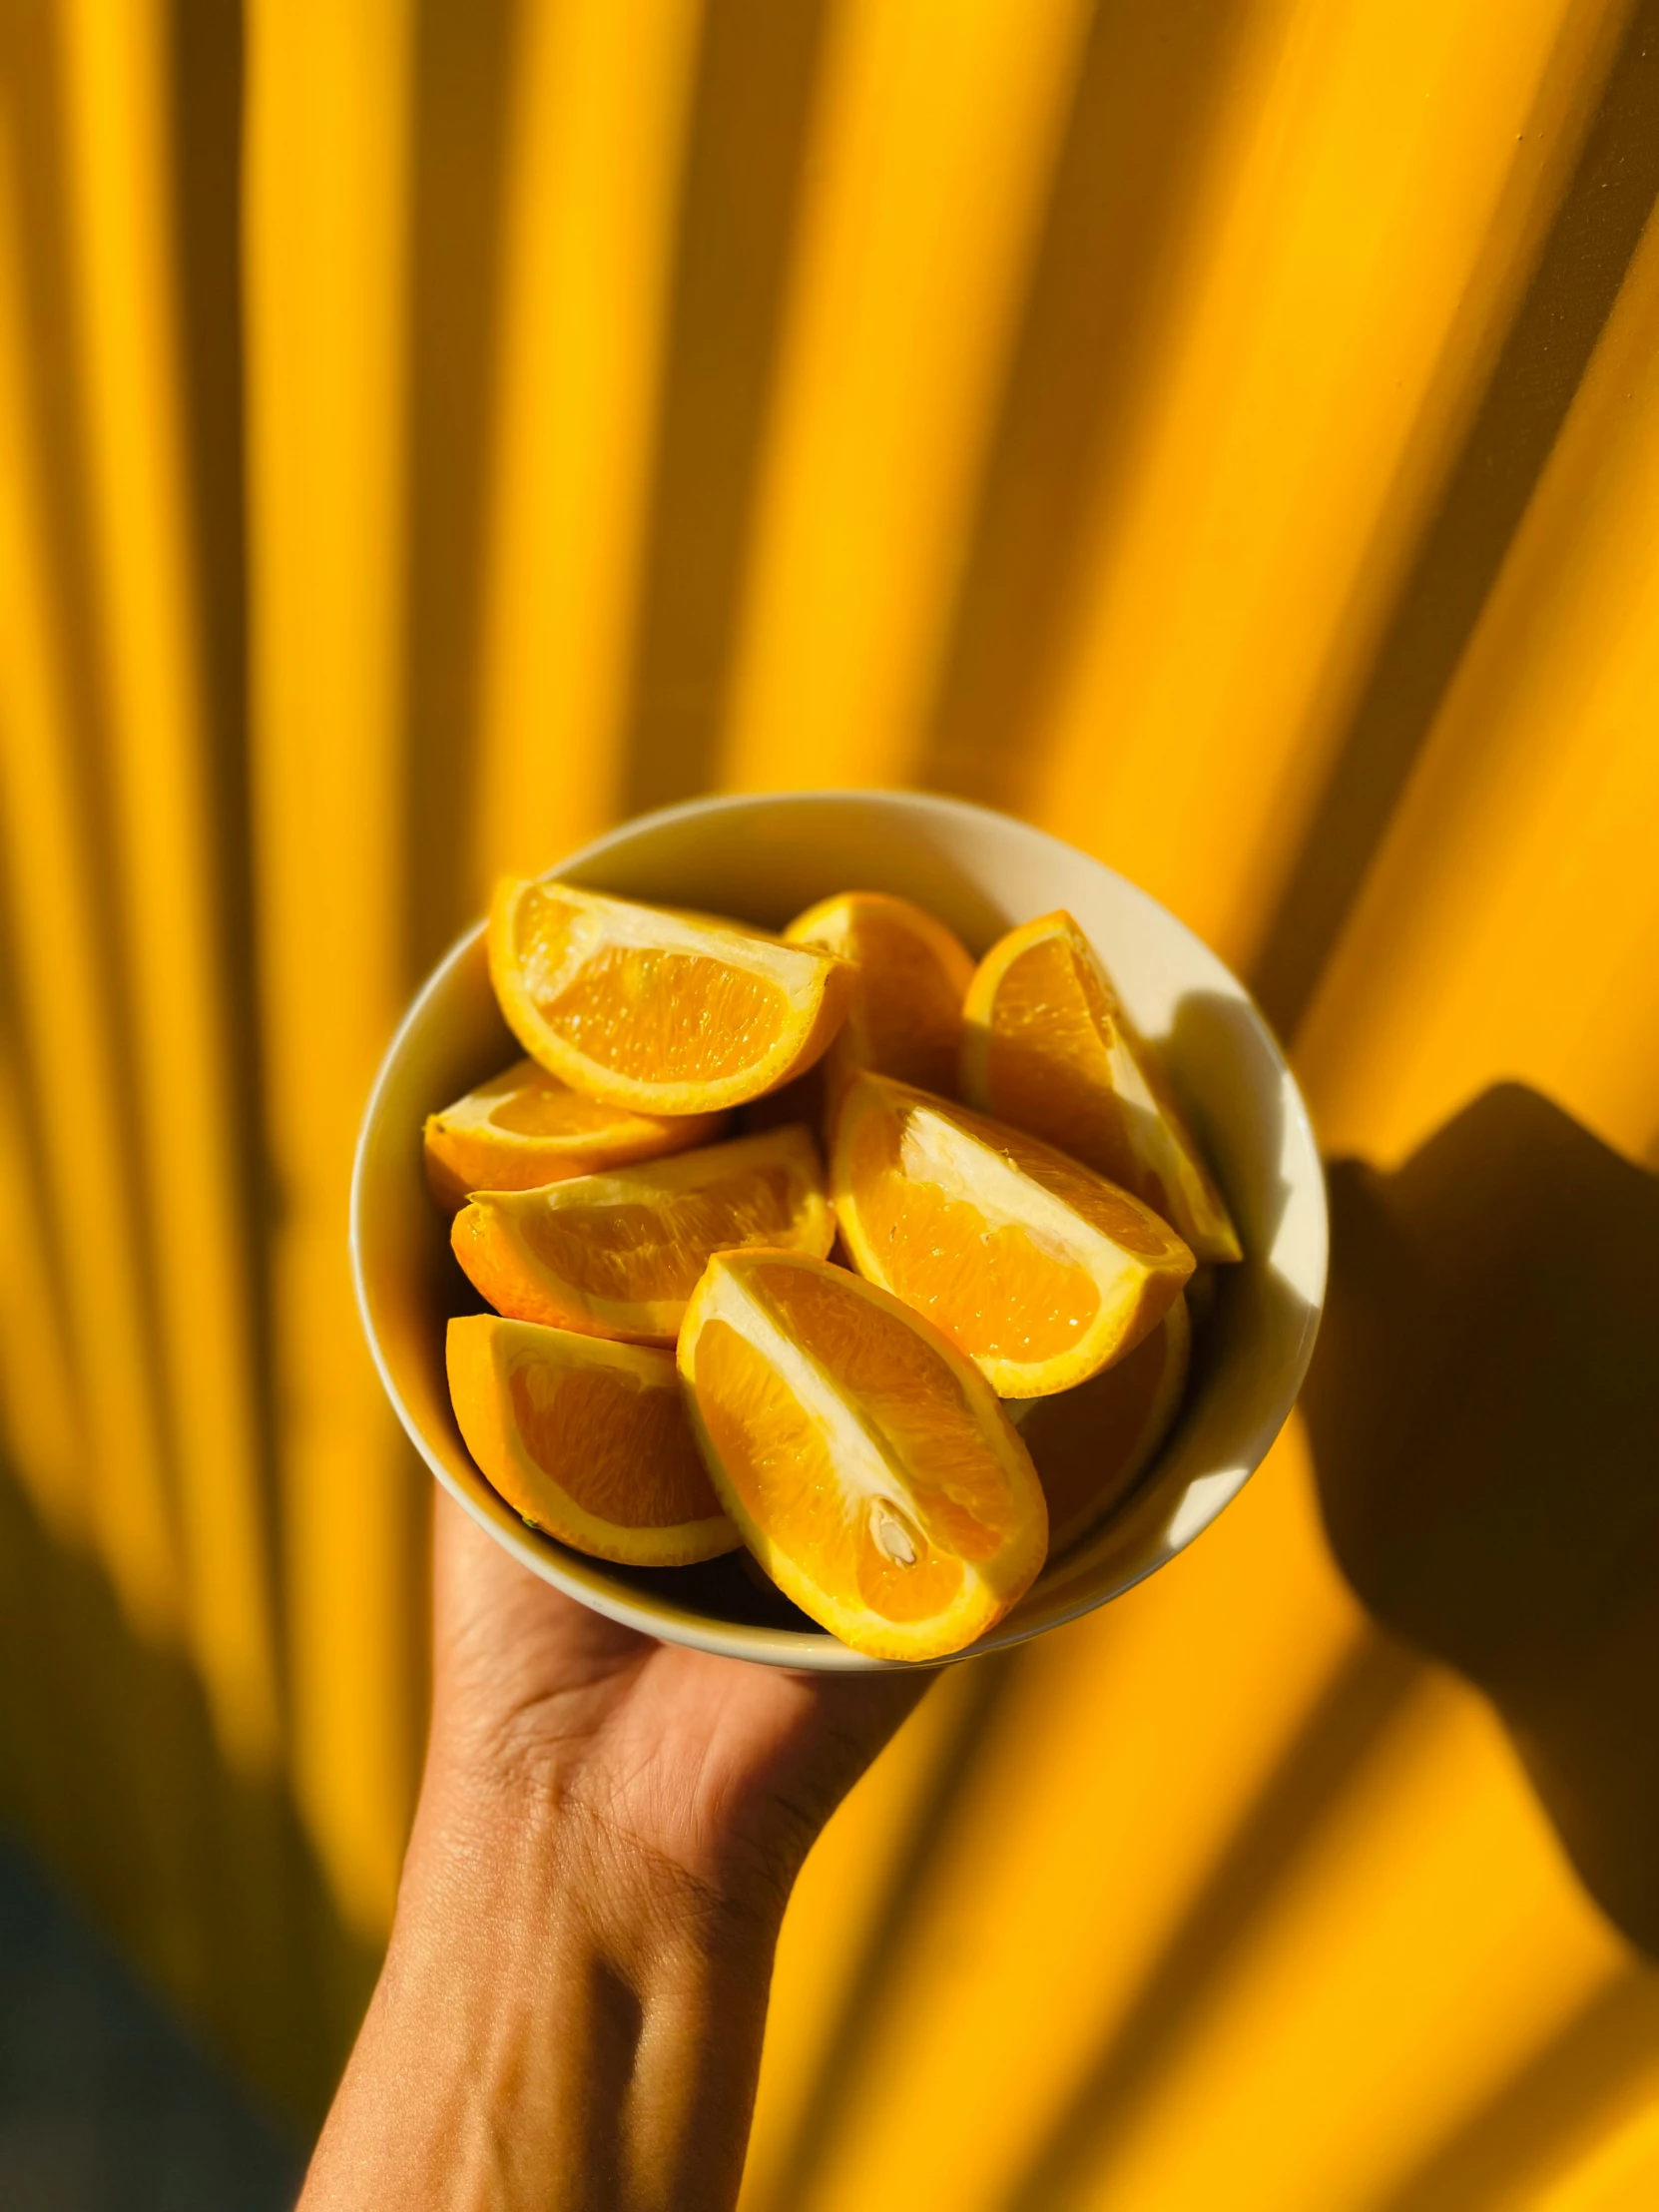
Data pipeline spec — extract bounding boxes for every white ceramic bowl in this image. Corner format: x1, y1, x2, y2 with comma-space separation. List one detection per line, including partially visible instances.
352, 791, 1327, 1669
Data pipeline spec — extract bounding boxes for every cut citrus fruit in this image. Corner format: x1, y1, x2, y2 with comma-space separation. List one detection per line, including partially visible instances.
446, 1315, 737, 1565
489, 878, 850, 1113
423, 1056, 729, 1210
451, 1124, 832, 1344
831, 1071, 1194, 1397
1008, 1296, 1190, 1554
679, 1248, 1047, 1660
784, 890, 974, 1103
960, 910, 1242, 1264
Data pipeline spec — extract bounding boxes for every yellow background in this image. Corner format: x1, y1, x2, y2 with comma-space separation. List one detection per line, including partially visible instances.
1, 0, 1658, 2201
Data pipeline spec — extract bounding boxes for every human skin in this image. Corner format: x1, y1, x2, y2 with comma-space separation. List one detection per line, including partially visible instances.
298, 1494, 930, 2210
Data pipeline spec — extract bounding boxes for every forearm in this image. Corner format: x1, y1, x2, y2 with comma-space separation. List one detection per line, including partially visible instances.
299, 1759, 781, 2212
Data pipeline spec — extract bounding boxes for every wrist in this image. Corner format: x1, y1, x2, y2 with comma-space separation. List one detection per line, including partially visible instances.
304, 1751, 781, 2212
412, 1749, 781, 1963
417, 1695, 808, 1954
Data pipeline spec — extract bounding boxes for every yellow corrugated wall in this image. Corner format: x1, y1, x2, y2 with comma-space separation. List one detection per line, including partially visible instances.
1, 0, 1657, 2198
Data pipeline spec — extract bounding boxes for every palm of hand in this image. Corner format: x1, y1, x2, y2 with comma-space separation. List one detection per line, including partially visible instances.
431, 1498, 929, 1924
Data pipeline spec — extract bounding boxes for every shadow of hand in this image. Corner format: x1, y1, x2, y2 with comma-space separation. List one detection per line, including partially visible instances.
1303, 1084, 1659, 1954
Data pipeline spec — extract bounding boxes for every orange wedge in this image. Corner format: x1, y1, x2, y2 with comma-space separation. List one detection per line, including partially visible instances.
679, 1249, 1047, 1660
960, 910, 1242, 1264
447, 1316, 738, 1565
451, 1124, 832, 1344
489, 878, 850, 1113
831, 1071, 1194, 1397
423, 1056, 728, 1210
784, 890, 974, 1103
1008, 1297, 1190, 1554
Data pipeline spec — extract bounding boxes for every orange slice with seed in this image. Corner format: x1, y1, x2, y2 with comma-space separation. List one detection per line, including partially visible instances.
447, 1316, 737, 1565
784, 890, 974, 1105
1008, 1296, 1191, 1554
960, 910, 1241, 1263
451, 1125, 832, 1344
679, 1248, 1047, 1660
489, 879, 850, 1113
423, 1056, 729, 1210
831, 1071, 1193, 1397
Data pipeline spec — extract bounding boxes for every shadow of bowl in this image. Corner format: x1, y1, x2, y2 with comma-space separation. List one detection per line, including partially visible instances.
351, 791, 1328, 1669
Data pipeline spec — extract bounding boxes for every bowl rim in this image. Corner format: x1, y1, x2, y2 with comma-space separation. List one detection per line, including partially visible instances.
351, 788, 1328, 1669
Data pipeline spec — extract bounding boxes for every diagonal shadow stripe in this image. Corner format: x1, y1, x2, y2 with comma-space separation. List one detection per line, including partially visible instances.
1000, 1634, 1421, 2212
162, 0, 338, 2084
0, 1463, 380, 2124
402, 0, 520, 980
762, 1648, 1026, 2212
1, 0, 183, 1516
1380, 1969, 1659, 2211
916, 0, 1256, 815
620, 0, 830, 819
0, 0, 224, 2007
167, 0, 259, 1188
1253, 0, 1659, 1043
165, 0, 290, 1713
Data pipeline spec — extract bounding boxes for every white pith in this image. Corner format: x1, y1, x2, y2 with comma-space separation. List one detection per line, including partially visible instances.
488, 1315, 675, 1386
688, 1263, 1001, 1636
481, 1129, 816, 1228
866, 1097, 1154, 1397
894, 1102, 1139, 1302
438, 1090, 529, 1137
435, 1073, 649, 1144
440, 1093, 604, 1144
474, 1129, 828, 1336
1101, 1023, 1213, 1227
1054, 927, 1232, 1252
699, 1265, 923, 1519
499, 1123, 815, 1212
521, 885, 830, 1009
447, 1316, 735, 1561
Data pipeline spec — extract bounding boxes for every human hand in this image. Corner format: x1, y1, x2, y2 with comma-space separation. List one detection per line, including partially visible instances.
302, 1494, 930, 2212
428, 1491, 931, 1934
